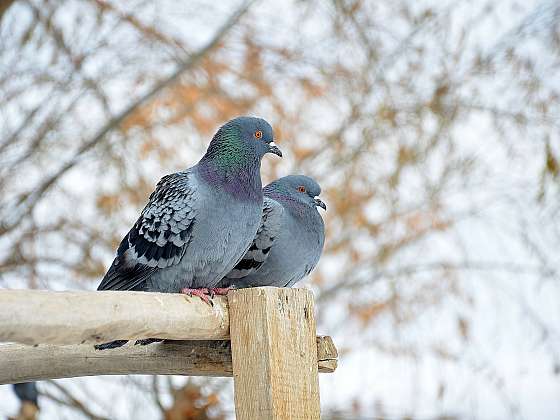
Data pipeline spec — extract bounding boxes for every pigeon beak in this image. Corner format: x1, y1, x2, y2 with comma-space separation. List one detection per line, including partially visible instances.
267, 141, 282, 157
314, 197, 327, 210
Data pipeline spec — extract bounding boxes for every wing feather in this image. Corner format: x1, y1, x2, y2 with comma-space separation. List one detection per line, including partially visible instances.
225, 197, 283, 280
98, 172, 196, 291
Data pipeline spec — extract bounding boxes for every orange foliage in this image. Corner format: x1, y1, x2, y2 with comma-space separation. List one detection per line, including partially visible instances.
349, 299, 393, 325
164, 382, 225, 420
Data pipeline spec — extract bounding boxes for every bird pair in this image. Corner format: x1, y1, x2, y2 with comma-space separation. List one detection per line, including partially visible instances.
95, 117, 325, 350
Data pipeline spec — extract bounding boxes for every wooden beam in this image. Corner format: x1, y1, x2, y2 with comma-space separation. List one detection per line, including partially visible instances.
0, 337, 337, 384
0, 289, 229, 345
0, 288, 337, 387
0, 340, 232, 383
229, 287, 321, 420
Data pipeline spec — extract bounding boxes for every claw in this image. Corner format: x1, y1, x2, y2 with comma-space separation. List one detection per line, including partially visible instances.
209, 287, 231, 297
180, 288, 213, 306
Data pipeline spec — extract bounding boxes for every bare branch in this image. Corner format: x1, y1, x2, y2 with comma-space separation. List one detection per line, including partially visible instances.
43, 380, 111, 420
0, 0, 255, 236
0, 0, 15, 23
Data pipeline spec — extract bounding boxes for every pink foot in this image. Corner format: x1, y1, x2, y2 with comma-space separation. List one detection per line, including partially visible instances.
209, 287, 231, 297
180, 288, 212, 305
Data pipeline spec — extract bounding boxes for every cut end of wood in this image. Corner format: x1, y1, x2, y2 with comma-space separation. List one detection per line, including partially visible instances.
316, 335, 338, 373
318, 359, 338, 373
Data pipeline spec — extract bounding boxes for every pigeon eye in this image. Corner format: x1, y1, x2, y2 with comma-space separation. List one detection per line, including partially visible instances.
254, 130, 263, 139
297, 186, 306, 193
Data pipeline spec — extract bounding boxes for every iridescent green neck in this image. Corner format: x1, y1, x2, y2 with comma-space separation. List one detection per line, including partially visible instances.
198, 128, 262, 201
201, 128, 250, 169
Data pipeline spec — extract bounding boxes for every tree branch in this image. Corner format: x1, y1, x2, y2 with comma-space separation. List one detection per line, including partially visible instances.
42, 380, 110, 420
0, 0, 255, 236
0, 0, 15, 23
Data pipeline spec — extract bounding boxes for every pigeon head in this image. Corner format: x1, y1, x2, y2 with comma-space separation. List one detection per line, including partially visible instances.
234, 116, 281, 158
203, 116, 281, 167
264, 175, 327, 211
199, 117, 281, 201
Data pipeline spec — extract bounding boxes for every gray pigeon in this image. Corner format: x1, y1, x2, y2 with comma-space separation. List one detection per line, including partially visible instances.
221, 175, 325, 288
95, 116, 281, 349
13, 382, 39, 407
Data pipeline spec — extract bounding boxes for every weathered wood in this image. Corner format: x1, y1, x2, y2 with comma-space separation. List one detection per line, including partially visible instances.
229, 287, 321, 420
0, 336, 337, 384
0, 341, 233, 383
317, 335, 338, 373
0, 289, 229, 345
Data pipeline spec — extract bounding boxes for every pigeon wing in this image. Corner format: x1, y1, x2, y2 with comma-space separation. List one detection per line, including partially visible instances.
98, 172, 196, 291
225, 197, 284, 280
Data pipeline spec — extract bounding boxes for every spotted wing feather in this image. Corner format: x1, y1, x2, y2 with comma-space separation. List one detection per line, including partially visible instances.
98, 172, 196, 291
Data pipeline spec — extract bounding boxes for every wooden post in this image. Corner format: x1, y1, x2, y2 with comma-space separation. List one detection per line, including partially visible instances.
229, 287, 321, 420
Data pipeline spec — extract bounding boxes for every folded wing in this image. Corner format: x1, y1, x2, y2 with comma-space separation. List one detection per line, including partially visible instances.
98, 172, 197, 291
225, 197, 283, 280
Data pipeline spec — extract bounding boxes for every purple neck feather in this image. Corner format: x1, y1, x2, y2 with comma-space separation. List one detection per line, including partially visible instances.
197, 158, 262, 202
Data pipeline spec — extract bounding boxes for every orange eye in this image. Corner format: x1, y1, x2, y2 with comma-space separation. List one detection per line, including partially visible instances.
297, 186, 306, 193
254, 130, 263, 139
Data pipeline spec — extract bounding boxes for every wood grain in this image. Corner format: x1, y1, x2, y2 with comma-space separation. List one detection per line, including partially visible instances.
317, 335, 338, 373
229, 287, 321, 420
0, 336, 336, 384
0, 289, 229, 345
0, 340, 232, 383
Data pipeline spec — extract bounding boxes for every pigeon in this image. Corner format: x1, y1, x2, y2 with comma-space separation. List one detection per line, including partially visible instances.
95, 116, 281, 350
12, 382, 39, 407
221, 175, 325, 288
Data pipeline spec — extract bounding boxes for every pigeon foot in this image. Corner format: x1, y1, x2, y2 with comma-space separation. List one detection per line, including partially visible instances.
181, 288, 212, 306
209, 287, 231, 297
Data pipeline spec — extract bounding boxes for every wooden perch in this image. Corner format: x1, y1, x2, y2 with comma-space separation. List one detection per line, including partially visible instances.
0, 336, 337, 384
0, 289, 230, 344
0, 287, 338, 418
0, 288, 338, 380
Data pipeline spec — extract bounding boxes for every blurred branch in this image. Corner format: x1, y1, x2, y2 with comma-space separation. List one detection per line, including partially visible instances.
25, 0, 113, 116
1, 92, 86, 177
457, 101, 560, 128
152, 376, 166, 413
0, 0, 255, 237
42, 380, 110, 420
0, 0, 15, 23
89, 0, 189, 55
485, 1, 560, 61
0, 101, 43, 156
370, 5, 450, 85
317, 260, 552, 303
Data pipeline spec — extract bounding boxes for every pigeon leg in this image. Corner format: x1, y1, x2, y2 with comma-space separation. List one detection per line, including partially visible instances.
209, 287, 231, 297
180, 287, 212, 306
